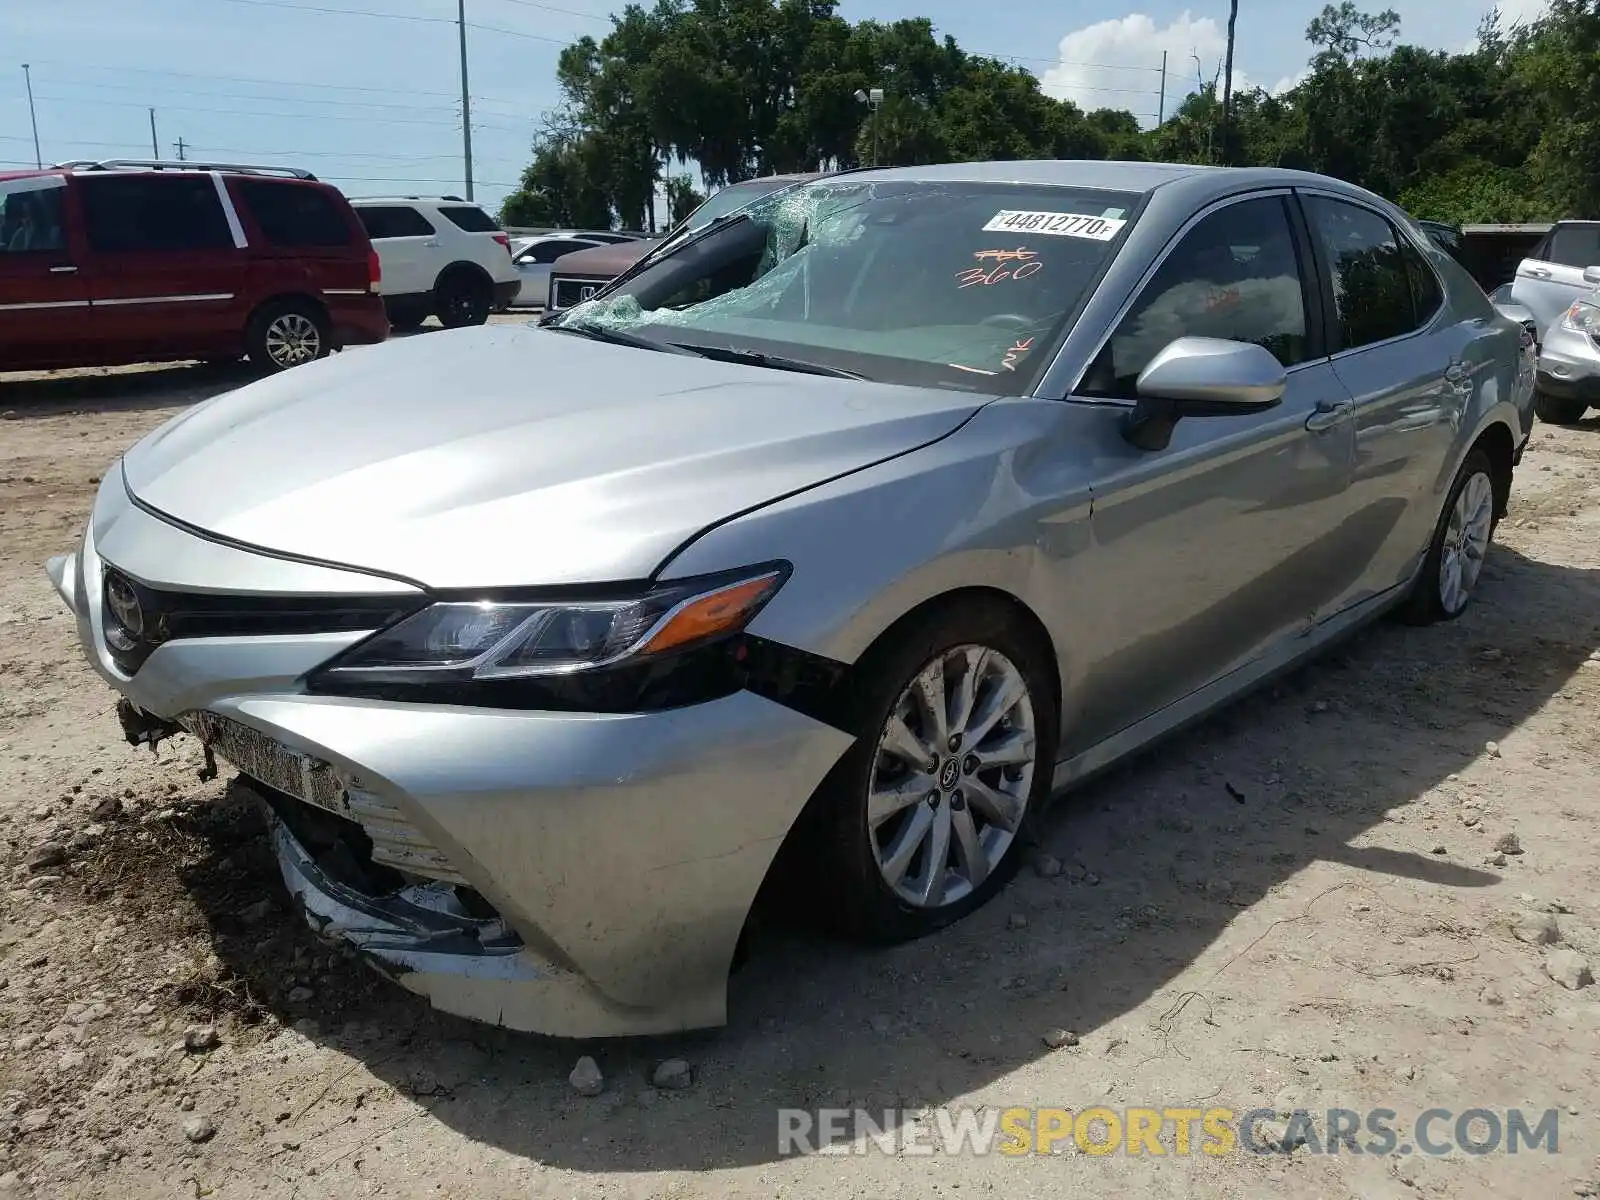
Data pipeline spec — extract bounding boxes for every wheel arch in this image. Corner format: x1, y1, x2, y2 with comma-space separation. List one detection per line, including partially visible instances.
433, 259, 494, 296
1470, 419, 1516, 519
247, 291, 330, 328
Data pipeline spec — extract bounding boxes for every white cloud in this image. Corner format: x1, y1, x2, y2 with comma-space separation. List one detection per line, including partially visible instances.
1039, 12, 1248, 128
1270, 69, 1308, 96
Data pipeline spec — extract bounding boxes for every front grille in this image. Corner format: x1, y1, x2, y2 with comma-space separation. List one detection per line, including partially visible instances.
550, 276, 604, 311
98, 563, 421, 675
187, 711, 467, 886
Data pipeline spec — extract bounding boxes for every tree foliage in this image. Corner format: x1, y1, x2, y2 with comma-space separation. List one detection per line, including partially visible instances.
499, 0, 1600, 229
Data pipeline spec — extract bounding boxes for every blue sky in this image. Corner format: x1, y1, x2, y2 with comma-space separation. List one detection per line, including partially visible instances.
4, 0, 1540, 221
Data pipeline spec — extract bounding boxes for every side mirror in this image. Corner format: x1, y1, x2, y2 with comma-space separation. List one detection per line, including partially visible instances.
1583, 266, 1600, 285
1124, 336, 1287, 451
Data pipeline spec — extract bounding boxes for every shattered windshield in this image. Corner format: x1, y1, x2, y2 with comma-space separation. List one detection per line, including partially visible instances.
549, 179, 1140, 393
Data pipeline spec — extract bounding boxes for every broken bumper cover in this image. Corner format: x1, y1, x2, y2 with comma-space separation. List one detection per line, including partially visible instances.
47, 484, 855, 1038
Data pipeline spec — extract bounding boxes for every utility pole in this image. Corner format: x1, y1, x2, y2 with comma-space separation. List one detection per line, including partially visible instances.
1221, 0, 1239, 165
21, 63, 42, 168
148, 108, 159, 157
457, 0, 474, 200
174, 138, 187, 161
1157, 51, 1168, 126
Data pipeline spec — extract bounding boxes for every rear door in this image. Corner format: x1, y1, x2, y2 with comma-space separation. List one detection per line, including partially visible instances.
1299, 192, 1463, 615
76, 172, 245, 361
230, 178, 365, 299
353, 204, 437, 297
1515, 222, 1600, 337
0, 174, 91, 368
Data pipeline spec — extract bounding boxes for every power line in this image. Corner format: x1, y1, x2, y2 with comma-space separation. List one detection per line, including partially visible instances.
22, 58, 487, 102
210, 0, 573, 44
32, 92, 468, 128
30, 76, 522, 117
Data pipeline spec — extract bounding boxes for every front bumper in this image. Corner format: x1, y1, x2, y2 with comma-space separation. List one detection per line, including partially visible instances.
48, 482, 853, 1037
1536, 322, 1600, 402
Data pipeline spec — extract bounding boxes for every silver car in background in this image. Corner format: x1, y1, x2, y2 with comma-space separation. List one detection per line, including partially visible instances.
48, 161, 1534, 1038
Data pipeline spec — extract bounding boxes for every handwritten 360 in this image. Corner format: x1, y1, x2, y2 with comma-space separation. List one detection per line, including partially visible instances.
956, 247, 1043, 288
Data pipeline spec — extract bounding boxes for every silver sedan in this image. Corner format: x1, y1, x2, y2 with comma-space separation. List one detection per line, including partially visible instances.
48, 161, 1535, 1038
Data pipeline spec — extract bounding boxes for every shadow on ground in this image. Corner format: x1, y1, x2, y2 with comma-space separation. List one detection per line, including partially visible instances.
0, 360, 264, 417
146, 543, 1600, 1172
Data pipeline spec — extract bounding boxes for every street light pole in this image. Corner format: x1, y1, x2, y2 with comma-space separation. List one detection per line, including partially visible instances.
21, 63, 42, 168
457, 0, 475, 201
149, 108, 160, 157
854, 87, 884, 167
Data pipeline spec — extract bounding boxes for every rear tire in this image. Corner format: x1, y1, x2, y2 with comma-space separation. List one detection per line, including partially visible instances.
434, 269, 492, 329
1533, 389, 1589, 425
246, 300, 330, 373
803, 598, 1060, 944
1399, 448, 1498, 625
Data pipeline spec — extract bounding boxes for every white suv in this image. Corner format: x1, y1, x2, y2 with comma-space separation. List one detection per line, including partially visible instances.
350, 196, 520, 329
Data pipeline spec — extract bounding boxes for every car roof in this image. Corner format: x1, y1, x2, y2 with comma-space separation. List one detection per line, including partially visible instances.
350, 195, 480, 205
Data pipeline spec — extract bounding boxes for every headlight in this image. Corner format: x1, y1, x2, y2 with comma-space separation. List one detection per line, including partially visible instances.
1560, 300, 1600, 335
305, 563, 789, 709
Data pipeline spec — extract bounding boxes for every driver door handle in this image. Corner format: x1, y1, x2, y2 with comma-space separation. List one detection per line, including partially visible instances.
1305, 397, 1354, 432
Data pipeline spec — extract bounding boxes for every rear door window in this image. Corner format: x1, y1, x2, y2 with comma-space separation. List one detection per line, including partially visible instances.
79, 175, 234, 254
437, 205, 499, 233
236, 180, 351, 248
1304, 196, 1421, 351
1543, 224, 1600, 269
356, 205, 435, 239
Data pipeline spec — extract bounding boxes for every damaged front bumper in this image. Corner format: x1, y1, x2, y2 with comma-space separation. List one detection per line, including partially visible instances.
47, 480, 855, 1038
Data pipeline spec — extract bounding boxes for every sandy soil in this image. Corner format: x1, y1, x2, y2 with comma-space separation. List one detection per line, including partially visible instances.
1, 343, 1598, 1199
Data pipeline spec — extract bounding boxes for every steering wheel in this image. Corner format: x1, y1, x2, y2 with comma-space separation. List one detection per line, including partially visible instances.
980, 313, 1036, 329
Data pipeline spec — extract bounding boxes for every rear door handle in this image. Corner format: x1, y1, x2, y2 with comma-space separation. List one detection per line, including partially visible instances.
1527, 267, 1552, 278
49, 264, 78, 274
424, 240, 441, 248
1305, 398, 1353, 432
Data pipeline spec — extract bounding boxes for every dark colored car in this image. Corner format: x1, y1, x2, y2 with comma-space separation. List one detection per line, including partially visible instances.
544, 172, 828, 314
0, 159, 388, 373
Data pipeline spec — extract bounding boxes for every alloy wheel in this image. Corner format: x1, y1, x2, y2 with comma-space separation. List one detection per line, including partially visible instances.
1439, 470, 1493, 614
867, 644, 1037, 909
264, 313, 321, 368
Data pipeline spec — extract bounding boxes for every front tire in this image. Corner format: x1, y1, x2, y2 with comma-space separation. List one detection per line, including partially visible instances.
1533, 389, 1589, 425
810, 599, 1059, 944
1399, 448, 1498, 625
247, 300, 330, 373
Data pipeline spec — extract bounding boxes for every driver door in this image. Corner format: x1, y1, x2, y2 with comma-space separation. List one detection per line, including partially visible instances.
1064, 191, 1360, 752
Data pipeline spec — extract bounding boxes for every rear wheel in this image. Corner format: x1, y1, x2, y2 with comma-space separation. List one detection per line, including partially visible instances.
434, 269, 492, 329
807, 599, 1059, 944
1533, 389, 1589, 425
1399, 448, 1498, 625
246, 300, 329, 373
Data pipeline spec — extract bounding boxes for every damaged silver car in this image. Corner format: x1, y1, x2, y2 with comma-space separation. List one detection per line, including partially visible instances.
48, 161, 1535, 1037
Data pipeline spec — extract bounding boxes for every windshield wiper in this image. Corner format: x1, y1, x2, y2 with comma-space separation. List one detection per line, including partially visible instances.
544, 322, 705, 356
667, 341, 866, 379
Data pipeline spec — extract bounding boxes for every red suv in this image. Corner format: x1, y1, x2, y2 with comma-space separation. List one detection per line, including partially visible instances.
0, 159, 388, 374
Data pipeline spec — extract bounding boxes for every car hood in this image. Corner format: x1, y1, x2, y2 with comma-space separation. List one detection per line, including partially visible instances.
550, 240, 652, 278
121, 323, 983, 590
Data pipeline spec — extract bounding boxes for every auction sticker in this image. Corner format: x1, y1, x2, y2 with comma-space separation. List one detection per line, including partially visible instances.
982, 210, 1126, 240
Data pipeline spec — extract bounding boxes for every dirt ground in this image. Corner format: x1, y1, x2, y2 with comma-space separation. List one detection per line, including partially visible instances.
1, 335, 1598, 1199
